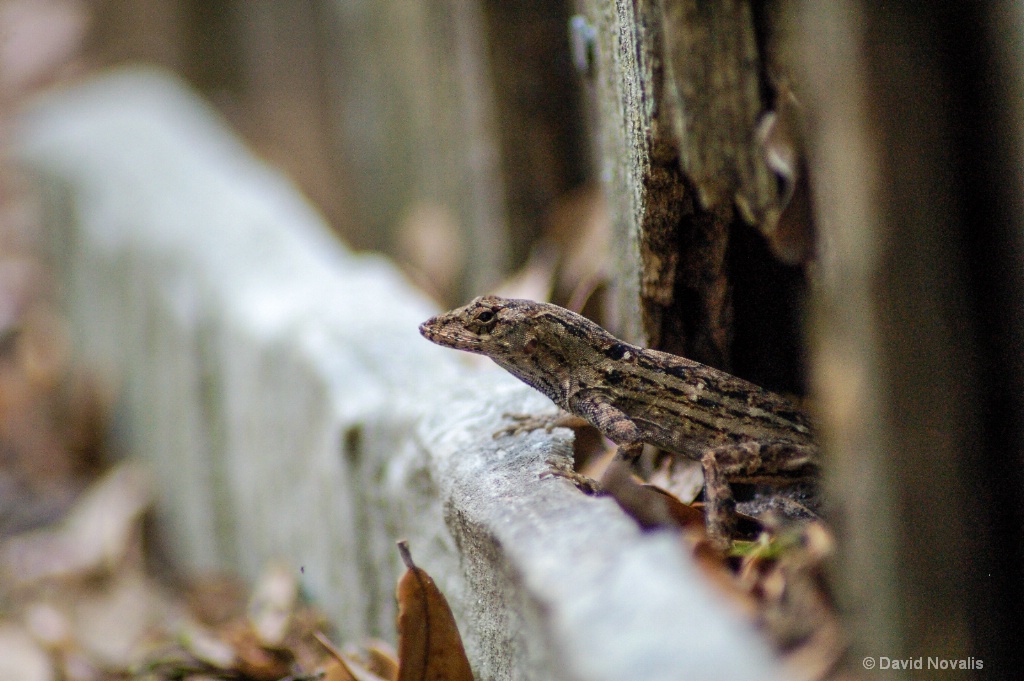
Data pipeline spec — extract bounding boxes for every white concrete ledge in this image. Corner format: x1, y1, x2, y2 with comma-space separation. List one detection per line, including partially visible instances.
16, 67, 785, 681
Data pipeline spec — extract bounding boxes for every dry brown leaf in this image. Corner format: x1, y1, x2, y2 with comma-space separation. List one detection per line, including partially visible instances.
646, 456, 705, 505
780, 614, 846, 681
70, 568, 175, 669
180, 622, 237, 670
321, 658, 360, 681
576, 435, 615, 480
223, 619, 292, 681
248, 561, 298, 647
685, 533, 759, 619
315, 631, 391, 681
0, 623, 55, 681
351, 639, 399, 681
23, 601, 70, 649
345, 653, 395, 681
55, 648, 102, 681
732, 522, 845, 668
184, 572, 248, 628
755, 85, 815, 265
640, 484, 705, 528
0, 461, 152, 587
601, 455, 703, 530
395, 540, 473, 681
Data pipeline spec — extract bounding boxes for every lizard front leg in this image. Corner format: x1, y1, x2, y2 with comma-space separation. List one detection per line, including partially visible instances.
567, 390, 643, 454
493, 411, 591, 439
701, 441, 818, 549
567, 391, 648, 484
535, 392, 646, 492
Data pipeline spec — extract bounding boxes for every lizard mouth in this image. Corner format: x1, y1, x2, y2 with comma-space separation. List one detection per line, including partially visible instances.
419, 319, 471, 342
418, 319, 482, 351
418, 320, 440, 341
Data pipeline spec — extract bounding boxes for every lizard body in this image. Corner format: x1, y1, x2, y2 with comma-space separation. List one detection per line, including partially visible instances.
419, 295, 819, 546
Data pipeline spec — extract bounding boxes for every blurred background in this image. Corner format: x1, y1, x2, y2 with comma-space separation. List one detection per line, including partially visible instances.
84, 0, 599, 308
0, 3, 618, 678
1, 2, 1022, 680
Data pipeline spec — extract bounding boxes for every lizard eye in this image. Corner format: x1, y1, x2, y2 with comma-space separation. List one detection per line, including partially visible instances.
467, 307, 499, 333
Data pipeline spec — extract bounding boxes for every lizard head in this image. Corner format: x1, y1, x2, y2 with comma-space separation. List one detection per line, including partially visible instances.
420, 295, 623, 406
419, 295, 539, 357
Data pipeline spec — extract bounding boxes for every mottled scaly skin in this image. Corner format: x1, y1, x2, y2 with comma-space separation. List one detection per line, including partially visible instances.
420, 296, 819, 546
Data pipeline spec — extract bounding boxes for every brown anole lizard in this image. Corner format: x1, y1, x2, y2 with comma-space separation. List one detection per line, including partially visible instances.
419, 295, 819, 547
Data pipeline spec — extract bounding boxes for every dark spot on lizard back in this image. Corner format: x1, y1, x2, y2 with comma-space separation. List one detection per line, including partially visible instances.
694, 397, 722, 410
662, 384, 693, 400
545, 314, 593, 341
663, 363, 695, 380
605, 343, 629, 360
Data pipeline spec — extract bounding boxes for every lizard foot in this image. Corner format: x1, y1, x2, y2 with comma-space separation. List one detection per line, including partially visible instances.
493, 412, 590, 439
540, 456, 601, 494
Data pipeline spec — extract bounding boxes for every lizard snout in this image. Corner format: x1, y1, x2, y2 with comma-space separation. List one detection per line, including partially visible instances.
418, 319, 437, 339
